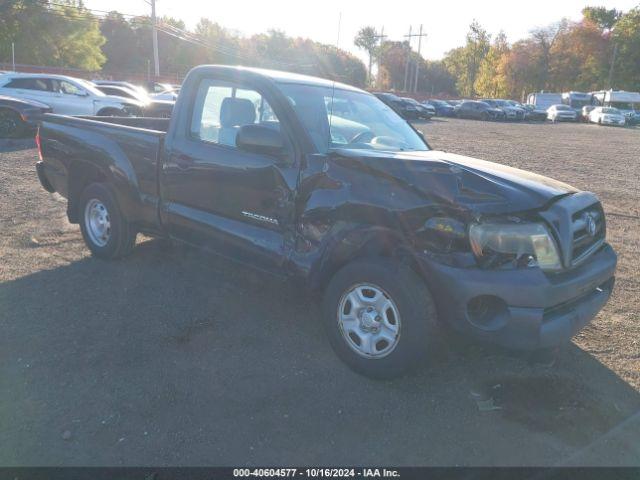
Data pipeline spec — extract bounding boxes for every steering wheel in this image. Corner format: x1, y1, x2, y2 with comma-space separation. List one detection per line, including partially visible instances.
349, 131, 376, 144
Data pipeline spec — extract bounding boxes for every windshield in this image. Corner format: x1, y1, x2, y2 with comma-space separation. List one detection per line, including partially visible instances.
75, 78, 106, 96
610, 101, 635, 110
602, 107, 621, 114
277, 83, 428, 153
569, 99, 591, 108
554, 105, 571, 111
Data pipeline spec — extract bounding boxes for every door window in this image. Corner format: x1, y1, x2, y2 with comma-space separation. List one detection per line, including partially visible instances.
190, 80, 280, 147
4, 78, 50, 91
51, 80, 84, 96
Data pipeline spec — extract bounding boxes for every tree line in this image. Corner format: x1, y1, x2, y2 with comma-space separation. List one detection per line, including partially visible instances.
0, 1, 367, 85
1, 1, 639, 99
357, 6, 640, 99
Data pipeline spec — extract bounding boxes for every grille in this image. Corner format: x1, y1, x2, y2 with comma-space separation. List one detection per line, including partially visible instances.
570, 202, 605, 265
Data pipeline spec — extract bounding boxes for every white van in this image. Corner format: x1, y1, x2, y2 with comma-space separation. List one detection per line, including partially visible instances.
526, 92, 563, 111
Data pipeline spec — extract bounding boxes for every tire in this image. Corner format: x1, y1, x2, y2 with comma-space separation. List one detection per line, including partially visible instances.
0, 108, 27, 138
322, 259, 438, 379
78, 183, 137, 259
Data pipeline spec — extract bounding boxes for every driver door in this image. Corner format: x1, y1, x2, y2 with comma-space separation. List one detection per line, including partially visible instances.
50, 79, 93, 115
160, 77, 299, 274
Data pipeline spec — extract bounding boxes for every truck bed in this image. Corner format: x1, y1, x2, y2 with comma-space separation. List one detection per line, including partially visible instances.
38, 113, 167, 233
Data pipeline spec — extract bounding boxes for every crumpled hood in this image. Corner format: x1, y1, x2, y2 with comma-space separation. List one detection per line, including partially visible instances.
332, 148, 578, 215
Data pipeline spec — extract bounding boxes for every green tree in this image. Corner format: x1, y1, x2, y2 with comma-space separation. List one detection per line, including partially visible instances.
378, 41, 409, 90
100, 12, 140, 73
475, 31, 509, 97
354, 26, 379, 85
611, 7, 640, 90
1, 0, 105, 70
582, 6, 622, 30
443, 21, 490, 96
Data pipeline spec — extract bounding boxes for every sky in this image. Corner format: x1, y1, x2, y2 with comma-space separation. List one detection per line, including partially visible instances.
85, 0, 640, 62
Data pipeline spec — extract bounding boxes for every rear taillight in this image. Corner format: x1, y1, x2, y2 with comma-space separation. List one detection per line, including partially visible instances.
35, 128, 43, 161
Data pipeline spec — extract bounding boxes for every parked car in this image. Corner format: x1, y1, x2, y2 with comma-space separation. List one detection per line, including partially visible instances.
93, 80, 150, 97
588, 107, 626, 126
36, 65, 617, 378
424, 99, 455, 117
373, 92, 419, 120
94, 84, 174, 118
581, 105, 596, 122
519, 103, 547, 121
0, 95, 51, 137
561, 91, 593, 113
455, 101, 505, 120
481, 99, 525, 121
0, 73, 144, 116
547, 104, 578, 122
400, 97, 434, 120
151, 89, 179, 101
591, 90, 640, 125
147, 82, 180, 101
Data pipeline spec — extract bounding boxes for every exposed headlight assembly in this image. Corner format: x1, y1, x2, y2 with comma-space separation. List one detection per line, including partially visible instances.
469, 222, 562, 271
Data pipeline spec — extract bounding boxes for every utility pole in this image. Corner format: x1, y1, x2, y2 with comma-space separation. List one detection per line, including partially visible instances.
608, 42, 618, 89
412, 25, 427, 93
373, 26, 387, 88
403, 26, 412, 92
151, 0, 160, 77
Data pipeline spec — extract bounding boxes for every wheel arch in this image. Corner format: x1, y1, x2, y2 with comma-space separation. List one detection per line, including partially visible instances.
66, 162, 109, 223
308, 225, 421, 294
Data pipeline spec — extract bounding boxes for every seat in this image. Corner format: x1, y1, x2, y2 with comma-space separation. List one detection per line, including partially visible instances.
217, 97, 257, 146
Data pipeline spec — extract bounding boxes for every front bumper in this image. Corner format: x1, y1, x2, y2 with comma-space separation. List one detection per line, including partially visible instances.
416, 243, 617, 350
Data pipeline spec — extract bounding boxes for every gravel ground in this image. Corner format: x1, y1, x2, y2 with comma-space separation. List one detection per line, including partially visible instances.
0, 120, 639, 466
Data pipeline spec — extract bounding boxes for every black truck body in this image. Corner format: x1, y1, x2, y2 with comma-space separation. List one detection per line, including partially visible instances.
36, 65, 617, 377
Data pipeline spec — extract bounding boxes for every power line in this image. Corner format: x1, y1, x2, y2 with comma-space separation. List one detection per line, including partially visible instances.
35, 0, 143, 19
16, 2, 325, 71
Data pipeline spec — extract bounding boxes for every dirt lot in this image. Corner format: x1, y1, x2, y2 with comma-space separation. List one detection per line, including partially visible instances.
1, 119, 639, 466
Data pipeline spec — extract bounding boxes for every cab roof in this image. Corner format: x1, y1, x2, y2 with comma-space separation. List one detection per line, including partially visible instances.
188, 65, 364, 93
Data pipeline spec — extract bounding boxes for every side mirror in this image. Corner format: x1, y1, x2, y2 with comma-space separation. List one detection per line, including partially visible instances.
236, 124, 285, 157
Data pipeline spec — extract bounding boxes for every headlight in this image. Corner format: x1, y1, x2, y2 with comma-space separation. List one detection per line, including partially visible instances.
469, 222, 562, 271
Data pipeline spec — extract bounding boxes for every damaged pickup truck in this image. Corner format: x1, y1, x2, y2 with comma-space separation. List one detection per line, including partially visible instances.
36, 65, 617, 378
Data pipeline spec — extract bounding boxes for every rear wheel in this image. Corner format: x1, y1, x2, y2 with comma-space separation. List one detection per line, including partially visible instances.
322, 259, 438, 379
0, 108, 26, 138
79, 183, 137, 259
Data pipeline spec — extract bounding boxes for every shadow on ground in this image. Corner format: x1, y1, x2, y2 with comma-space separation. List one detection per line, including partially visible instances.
1, 239, 639, 466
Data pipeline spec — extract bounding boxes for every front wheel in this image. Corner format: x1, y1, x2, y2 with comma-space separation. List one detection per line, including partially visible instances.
322, 259, 438, 379
79, 183, 137, 259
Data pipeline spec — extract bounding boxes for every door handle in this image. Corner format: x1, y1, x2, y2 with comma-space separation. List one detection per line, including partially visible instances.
175, 154, 194, 169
